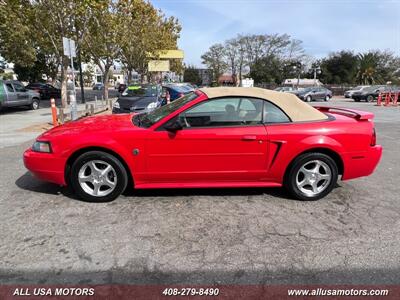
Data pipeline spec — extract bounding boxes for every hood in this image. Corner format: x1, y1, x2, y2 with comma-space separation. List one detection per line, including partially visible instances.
39, 113, 134, 139
117, 96, 160, 112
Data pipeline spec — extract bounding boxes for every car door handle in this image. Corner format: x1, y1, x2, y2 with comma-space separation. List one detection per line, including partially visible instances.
242, 135, 257, 141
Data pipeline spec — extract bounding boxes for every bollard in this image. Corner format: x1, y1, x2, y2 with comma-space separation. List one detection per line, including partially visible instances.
58, 108, 64, 124
85, 104, 89, 116
392, 92, 399, 106
376, 93, 382, 106
90, 104, 95, 115
384, 92, 391, 106
69, 94, 78, 120
109, 99, 113, 111
50, 98, 58, 126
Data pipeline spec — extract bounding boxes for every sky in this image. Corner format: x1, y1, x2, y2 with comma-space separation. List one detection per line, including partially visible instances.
151, 0, 400, 67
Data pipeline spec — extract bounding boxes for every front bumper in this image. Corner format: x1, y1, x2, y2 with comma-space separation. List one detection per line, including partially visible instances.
342, 145, 383, 180
23, 149, 66, 185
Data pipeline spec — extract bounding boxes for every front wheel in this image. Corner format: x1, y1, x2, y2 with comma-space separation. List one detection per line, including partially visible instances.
305, 95, 312, 102
366, 95, 374, 102
324, 95, 331, 101
284, 153, 338, 201
70, 151, 128, 202
30, 98, 40, 110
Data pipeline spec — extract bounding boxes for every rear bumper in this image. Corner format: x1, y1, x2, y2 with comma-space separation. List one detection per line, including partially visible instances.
342, 145, 383, 180
23, 149, 66, 185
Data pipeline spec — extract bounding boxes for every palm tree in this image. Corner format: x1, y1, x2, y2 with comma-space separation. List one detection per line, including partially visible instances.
356, 52, 382, 84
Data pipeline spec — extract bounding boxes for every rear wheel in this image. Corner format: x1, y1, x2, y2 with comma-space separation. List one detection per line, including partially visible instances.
284, 152, 338, 201
30, 98, 40, 110
366, 95, 374, 102
70, 151, 128, 202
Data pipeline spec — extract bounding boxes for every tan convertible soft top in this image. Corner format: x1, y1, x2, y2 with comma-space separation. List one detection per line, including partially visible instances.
199, 87, 328, 122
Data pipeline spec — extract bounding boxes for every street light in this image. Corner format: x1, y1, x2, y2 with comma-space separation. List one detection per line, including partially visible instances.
312, 66, 321, 85
292, 62, 302, 88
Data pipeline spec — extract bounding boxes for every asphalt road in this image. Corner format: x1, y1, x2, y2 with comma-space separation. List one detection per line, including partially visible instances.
0, 98, 399, 285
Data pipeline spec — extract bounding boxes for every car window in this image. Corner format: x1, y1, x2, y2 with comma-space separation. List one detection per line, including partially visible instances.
12, 82, 25, 92
179, 97, 263, 128
5, 83, 14, 92
263, 101, 291, 123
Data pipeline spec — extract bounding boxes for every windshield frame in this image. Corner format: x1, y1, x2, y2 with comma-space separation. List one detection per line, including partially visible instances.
132, 91, 201, 129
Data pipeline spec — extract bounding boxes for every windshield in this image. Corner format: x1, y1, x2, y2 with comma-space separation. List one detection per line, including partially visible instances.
364, 85, 382, 92
133, 92, 198, 128
168, 85, 190, 93
122, 85, 160, 97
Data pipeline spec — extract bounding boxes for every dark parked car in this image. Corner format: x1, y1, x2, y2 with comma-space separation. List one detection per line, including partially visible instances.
112, 84, 163, 114
25, 82, 61, 100
351, 85, 386, 102
92, 83, 104, 90
0, 80, 41, 110
295, 86, 332, 102
162, 84, 193, 103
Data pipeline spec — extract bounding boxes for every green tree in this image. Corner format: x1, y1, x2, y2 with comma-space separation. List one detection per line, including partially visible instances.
183, 65, 201, 85
201, 43, 227, 82
117, 0, 181, 83
317, 51, 358, 84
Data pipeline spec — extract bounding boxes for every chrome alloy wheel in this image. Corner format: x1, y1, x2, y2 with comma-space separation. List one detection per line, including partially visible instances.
78, 160, 117, 197
295, 160, 332, 197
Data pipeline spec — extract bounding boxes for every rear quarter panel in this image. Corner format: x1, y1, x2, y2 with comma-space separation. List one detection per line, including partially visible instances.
265, 114, 374, 182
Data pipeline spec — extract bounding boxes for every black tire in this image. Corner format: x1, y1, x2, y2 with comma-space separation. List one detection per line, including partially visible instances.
354, 98, 360, 102
324, 95, 331, 101
284, 152, 338, 201
366, 95, 374, 102
30, 98, 40, 110
305, 95, 312, 102
70, 151, 128, 202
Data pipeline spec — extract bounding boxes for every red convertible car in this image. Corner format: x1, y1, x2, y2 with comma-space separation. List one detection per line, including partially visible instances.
24, 87, 382, 202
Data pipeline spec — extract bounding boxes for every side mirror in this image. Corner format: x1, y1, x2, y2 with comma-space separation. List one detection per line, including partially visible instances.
164, 119, 183, 132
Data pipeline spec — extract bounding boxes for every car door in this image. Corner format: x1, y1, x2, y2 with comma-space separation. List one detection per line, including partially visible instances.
145, 97, 269, 183
313, 87, 323, 100
12, 82, 30, 104
3, 82, 18, 106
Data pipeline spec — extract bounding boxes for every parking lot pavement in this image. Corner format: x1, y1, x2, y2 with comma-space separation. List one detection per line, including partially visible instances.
0, 98, 399, 285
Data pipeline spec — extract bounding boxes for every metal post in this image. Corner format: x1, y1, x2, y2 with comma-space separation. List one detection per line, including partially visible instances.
78, 48, 85, 104
69, 40, 78, 121
59, 108, 64, 124
314, 68, 317, 85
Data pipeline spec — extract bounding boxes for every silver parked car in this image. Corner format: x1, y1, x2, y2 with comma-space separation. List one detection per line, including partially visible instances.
0, 80, 41, 110
344, 85, 370, 98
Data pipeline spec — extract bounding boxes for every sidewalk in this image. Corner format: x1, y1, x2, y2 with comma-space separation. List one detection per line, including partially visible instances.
0, 99, 115, 149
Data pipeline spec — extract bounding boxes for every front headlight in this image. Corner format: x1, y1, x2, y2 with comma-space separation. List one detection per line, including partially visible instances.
113, 102, 120, 109
32, 141, 52, 153
146, 102, 158, 110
